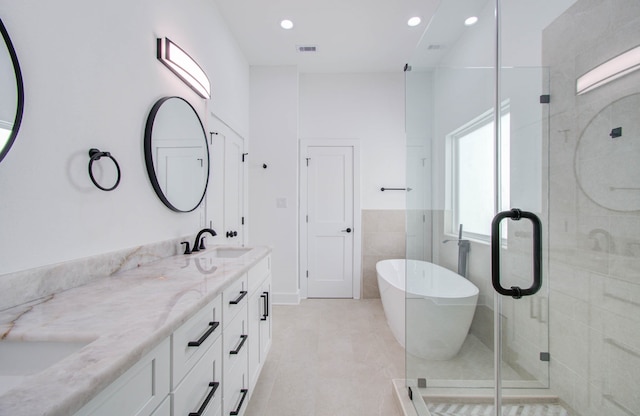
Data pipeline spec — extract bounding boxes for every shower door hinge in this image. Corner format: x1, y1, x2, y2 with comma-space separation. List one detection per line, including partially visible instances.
306, 215, 308, 223
242, 152, 248, 162
540, 352, 550, 361
306, 158, 310, 166
408, 386, 413, 400
540, 94, 550, 104
306, 270, 309, 278
241, 217, 245, 225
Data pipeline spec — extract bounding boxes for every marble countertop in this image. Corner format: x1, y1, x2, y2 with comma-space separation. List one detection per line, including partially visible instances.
0, 245, 271, 416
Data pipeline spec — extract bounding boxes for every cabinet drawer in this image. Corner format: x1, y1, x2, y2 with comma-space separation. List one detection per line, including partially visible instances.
172, 337, 222, 416
223, 304, 248, 379
247, 255, 270, 293
74, 338, 170, 416
223, 274, 248, 327
223, 361, 249, 416
150, 397, 170, 416
172, 295, 222, 388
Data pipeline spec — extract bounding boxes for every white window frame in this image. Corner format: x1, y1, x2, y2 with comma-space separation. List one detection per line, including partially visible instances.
446, 102, 510, 242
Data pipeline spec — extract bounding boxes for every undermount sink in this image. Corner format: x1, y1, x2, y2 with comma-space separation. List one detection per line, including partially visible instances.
209, 247, 252, 258
0, 340, 90, 395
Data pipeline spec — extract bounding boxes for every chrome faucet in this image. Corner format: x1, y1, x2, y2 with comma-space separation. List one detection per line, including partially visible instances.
443, 224, 471, 278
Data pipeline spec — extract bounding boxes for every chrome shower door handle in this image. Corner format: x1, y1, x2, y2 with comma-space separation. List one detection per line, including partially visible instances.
491, 208, 542, 299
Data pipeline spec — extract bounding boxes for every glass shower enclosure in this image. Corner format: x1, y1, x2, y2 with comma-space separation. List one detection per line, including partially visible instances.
404, 0, 640, 415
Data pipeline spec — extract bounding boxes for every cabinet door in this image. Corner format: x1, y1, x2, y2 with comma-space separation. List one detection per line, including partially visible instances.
223, 360, 249, 416
172, 295, 222, 389
172, 338, 222, 416
248, 290, 261, 391
74, 339, 170, 416
259, 279, 272, 361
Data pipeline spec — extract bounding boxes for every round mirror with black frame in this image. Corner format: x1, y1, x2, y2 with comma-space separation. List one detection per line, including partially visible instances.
144, 96, 210, 212
0, 17, 25, 164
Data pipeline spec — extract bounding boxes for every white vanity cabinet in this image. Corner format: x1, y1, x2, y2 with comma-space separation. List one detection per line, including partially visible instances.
73, 338, 171, 416
72, 253, 271, 416
247, 256, 272, 393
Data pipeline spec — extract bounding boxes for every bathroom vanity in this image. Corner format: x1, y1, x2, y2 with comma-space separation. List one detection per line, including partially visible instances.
0, 246, 272, 416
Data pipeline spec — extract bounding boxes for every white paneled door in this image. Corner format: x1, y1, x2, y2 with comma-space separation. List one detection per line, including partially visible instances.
305, 145, 354, 298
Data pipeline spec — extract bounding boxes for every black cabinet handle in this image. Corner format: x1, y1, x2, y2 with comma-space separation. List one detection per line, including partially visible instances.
230, 334, 248, 355
230, 389, 249, 415
188, 321, 219, 347
188, 381, 219, 416
491, 208, 542, 299
229, 290, 247, 305
260, 291, 269, 321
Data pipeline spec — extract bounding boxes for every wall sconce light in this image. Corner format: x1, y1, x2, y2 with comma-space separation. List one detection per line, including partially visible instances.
157, 37, 211, 99
577, 45, 640, 95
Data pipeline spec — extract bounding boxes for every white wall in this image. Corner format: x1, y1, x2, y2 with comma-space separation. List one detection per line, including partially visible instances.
299, 73, 406, 210
0, 0, 249, 275
249, 70, 406, 303
249, 66, 299, 304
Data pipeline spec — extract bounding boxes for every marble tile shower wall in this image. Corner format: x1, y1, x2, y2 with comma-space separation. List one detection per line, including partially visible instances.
543, 1, 640, 415
362, 210, 405, 299
0, 237, 187, 311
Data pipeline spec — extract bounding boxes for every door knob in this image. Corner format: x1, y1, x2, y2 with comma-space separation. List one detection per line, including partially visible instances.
341, 227, 352, 233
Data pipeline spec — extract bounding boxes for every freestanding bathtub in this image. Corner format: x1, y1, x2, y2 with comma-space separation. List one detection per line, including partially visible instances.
376, 259, 479, 360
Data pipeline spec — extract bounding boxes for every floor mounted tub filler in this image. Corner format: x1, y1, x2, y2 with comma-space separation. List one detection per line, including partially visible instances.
376, 259, 479, 360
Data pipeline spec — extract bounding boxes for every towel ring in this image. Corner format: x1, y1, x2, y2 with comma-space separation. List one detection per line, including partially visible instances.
88, 148, 121, 191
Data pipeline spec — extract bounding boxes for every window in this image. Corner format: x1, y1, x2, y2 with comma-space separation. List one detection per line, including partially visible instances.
447, 105, 510, 240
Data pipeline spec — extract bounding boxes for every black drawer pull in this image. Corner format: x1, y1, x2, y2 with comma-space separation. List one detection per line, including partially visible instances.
230, 334, 248, 355
189, 381, 219, 416
230, 388, 249, 415
260, 291, 269, 321
188, 321, 219, 347
229, 290, 247, 305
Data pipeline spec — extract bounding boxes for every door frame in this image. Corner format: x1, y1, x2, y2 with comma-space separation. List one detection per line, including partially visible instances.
299, 138, 362, 299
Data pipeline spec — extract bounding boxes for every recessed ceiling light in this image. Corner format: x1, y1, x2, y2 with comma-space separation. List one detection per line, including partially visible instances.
407, 16, 422, 27
280, 19, 294, 30
464, 16, 478, 26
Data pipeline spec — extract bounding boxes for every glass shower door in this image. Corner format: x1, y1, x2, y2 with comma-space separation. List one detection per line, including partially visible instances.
404, 0, 553, 411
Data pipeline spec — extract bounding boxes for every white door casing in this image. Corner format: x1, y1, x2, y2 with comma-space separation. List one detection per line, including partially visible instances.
300, 139, 361, 299
205, 114, 246, 245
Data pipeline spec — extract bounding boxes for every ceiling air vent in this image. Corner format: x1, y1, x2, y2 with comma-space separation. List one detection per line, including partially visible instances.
296, 45, 317, 53
427, 44, 444, 50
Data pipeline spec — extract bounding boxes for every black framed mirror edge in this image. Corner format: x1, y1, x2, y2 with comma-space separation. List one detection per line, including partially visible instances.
144, 96, 210, 213
0, 17, 25, 164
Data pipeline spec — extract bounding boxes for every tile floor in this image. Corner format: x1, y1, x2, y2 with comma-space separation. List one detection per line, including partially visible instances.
244, 299, 406, 416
